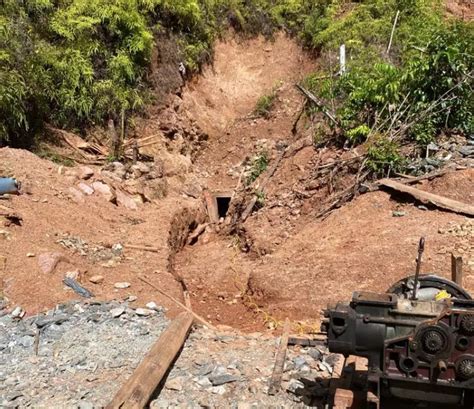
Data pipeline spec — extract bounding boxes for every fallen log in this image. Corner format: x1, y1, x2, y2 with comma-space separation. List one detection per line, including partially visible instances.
106, 312, 193, 409
295, 84, 340, 127
379, 179, 474, 217
268, 318, 290, 396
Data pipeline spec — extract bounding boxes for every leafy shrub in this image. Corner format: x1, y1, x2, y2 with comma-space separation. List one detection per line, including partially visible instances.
254, 90, 277, 118
367, 137, 405, 175
246, 151, 269, 185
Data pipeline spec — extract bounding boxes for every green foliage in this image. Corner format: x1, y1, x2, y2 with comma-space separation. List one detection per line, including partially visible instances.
367, 137, 405, 175
246, 151, 269, 185
254, 88, 278, 118
307, 2, 473, 152
346, 124, 370, 145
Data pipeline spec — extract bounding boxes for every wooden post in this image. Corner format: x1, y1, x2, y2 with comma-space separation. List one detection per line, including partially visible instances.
106, 312, 193, 409
451, 253, 463, 287
108, 119, 120, 159
268, 318, 290, 395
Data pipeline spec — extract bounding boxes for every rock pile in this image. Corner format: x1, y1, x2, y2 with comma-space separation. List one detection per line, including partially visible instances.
0, 301, 337, 408
65, 161, 168, 210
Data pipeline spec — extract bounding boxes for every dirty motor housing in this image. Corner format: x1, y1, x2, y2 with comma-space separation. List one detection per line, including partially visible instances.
322, 276, 474, 407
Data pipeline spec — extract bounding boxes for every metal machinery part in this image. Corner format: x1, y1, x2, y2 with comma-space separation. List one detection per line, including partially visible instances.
321, 275, 474, 408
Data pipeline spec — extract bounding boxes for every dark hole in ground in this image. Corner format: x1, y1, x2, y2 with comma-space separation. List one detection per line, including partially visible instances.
216, 196, 231, 218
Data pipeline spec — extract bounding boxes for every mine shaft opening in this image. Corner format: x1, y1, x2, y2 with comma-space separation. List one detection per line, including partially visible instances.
216, 196, 231, 218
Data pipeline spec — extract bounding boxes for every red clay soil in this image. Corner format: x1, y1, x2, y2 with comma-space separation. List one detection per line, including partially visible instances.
1, 33, 472, 335
0, 148, 197, 318
445, 0, 474, 19
176, 170, 473, 331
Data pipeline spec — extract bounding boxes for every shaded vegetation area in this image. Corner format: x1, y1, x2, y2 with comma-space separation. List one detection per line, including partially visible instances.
1, 0, 473, 163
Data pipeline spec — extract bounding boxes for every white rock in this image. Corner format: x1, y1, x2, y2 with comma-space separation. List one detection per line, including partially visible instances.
77, 182, 94, 195
110, 307, 125, 318
114, 282, 130, 289
11, 306, 24, 318
135, 308, 154, 317
211, 385, 227, 395
146, 302, 159, 311
65, 270, 80, 280
127, 295, 138, 302
92, 181, 116, 203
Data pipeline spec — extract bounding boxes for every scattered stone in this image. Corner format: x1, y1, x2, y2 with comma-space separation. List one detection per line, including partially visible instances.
127, 295, 138, 302
116, 190, 139, 210
11, 306, 24, 319
68, 187, 85, 204
92, 181, 116, 203
78, 182, 94, 196
146, 302, 159, 311
38, 252, 66, 274
165, 376, 185, 391
135, 308, 154, 317
111, 243, 123, 256
209, 374, 240, 386
0, 230, 11, 240
110, 307, 126, 318
89, 275, 104, 284
392, 210, 406, 217
26, 253, 35, 257
114, 282, 130, 289
286, 378, 304, 393
65, 270, 80, 280
79, 167, 94, 180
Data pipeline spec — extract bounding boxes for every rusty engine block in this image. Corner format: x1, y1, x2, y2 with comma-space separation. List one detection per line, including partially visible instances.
322, 273, 474, 408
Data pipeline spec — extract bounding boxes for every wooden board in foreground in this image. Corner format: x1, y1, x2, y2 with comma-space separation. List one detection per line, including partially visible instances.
106, 312, 194, 409
268, 318, 291, 395
379, 179, 474, 217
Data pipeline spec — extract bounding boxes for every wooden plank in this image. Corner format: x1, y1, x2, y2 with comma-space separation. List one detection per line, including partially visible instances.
203, 190, 219, 223
138, 275, 217, 330
451, 253, 463, 287
106, 312, 194, 409
379, 179, 474, 216
268, 318, 291, 395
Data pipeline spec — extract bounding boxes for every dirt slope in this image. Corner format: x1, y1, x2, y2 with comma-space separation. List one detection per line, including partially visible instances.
1, 33, 472, 335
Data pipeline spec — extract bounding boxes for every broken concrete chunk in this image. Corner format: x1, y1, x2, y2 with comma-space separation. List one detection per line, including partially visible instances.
79, 166, 94, 180
92, 181, 116, 203
77, 182, 94, 195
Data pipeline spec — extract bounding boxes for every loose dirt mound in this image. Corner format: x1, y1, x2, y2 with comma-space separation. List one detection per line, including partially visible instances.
0, 148, 200, 317
182, 32, 315, 139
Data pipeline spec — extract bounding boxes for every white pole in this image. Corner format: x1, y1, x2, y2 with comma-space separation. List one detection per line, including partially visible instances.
339, 44, 346, 74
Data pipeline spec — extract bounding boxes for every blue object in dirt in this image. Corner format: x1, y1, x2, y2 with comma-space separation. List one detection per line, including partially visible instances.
0, 178, 20, 195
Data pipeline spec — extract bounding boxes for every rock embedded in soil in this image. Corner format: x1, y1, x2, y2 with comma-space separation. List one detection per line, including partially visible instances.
114, 282, 130, 289
79, 166, 94, 180
89, 275, 104, 284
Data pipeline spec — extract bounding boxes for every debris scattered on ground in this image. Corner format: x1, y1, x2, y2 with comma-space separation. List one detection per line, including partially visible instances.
0, 301, 336, 408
